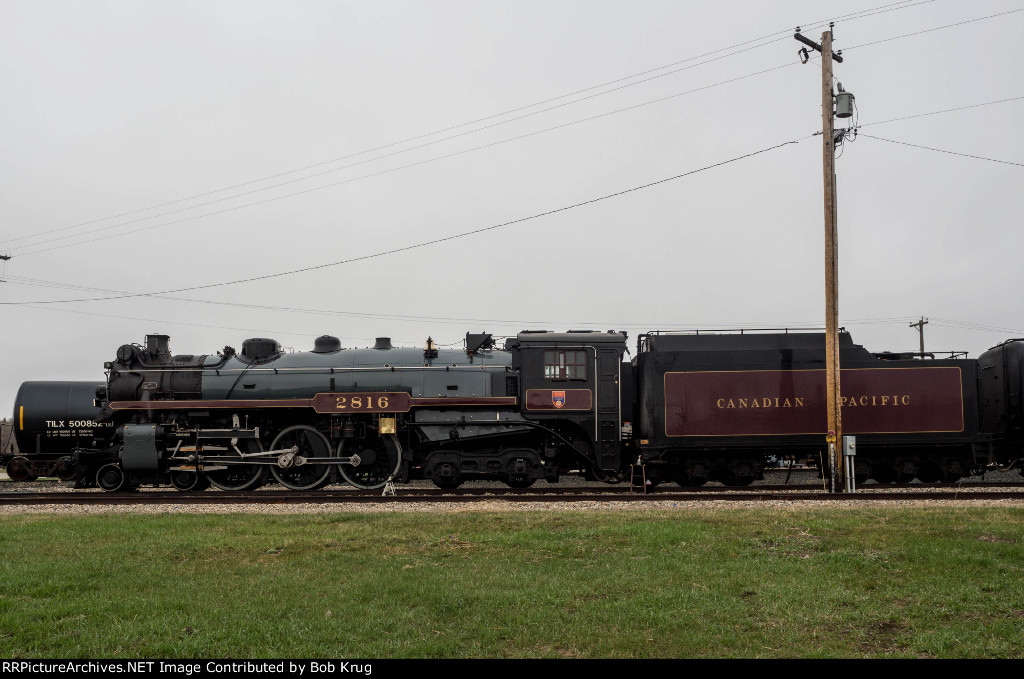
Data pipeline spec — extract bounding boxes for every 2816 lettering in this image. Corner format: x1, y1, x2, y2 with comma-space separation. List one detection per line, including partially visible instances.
311, 391, 411, 414
335, 395, 390, 410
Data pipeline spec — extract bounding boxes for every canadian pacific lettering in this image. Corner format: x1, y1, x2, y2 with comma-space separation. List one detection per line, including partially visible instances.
715, 394, 911, 409
716, 397, 805, 409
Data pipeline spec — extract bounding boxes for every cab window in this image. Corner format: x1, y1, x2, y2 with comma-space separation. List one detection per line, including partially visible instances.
543, 350, 588, 381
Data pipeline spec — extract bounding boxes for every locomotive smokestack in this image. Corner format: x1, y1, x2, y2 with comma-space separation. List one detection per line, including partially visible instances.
145, 334, 170, 359
373, 337, 393, 350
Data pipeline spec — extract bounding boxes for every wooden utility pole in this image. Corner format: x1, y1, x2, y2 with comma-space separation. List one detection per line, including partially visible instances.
796, 25, 848, 491
819, 29, 842, 492
910, 317, 928, 357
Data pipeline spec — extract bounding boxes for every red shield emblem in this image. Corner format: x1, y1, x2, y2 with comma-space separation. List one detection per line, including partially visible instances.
552, 391, 566, 409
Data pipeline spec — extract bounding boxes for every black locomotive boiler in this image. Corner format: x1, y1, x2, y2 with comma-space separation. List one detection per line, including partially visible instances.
8, 329, 1024, 490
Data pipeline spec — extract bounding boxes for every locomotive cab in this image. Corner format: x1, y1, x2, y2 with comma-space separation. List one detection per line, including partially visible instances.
510, 331, 629, 474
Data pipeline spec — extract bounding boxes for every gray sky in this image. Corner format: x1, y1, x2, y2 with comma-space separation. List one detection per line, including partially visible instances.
2, 0, 1023, 417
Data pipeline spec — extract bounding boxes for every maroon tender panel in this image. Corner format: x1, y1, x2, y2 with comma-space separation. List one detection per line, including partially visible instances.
664, 367, 964, 436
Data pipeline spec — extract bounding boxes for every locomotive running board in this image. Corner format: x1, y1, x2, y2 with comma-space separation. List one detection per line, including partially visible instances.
109, 393, 517, 413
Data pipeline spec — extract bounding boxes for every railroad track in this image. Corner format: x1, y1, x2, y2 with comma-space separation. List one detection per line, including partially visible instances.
2, 483, 1023, 506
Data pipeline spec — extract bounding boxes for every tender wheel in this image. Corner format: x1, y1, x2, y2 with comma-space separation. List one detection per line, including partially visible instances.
269, 425, 334, 491
338, 431, 402, 490
170, 470, 209, 492
96, 462, 126, 492
205, 440, 265, 491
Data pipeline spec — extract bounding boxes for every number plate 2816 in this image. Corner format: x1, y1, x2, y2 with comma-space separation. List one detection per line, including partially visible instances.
310, 392, 412, 413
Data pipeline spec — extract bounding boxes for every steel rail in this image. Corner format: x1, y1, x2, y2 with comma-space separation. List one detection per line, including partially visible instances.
2, 486, 1023, 506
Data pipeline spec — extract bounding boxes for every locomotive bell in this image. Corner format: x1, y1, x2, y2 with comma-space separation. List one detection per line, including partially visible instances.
835, 83, 855, 118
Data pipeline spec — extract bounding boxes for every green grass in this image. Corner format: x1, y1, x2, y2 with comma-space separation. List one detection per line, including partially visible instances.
0, 507, 1022, 658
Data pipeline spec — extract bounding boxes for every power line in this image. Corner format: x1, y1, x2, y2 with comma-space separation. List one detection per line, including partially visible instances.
0, 0, 940, 252
928, 317, 1024, 336
10, 62, 800, 257
859, 133, 1024, 167
0, 137, 806, 306
858, 96, 1024, 128
1, 46, 793, 254
20, 304, 330, 340
11, 263, 1022, 338
844, 7, 1024, 50
15, 295, 1020, 349
18, 6, 1011, 260
7, 83, 1024, 312
0, 279, 934, 330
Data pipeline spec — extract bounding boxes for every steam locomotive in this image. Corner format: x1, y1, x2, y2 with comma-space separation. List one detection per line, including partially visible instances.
7, 329, 1023, 490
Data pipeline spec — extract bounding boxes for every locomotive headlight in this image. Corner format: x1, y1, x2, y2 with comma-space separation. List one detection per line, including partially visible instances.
116, 344, 136, 363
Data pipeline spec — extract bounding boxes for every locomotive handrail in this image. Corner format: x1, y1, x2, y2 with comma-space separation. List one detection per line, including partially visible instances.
989, 338, 1024, 350
872, 351, 970, 360
219, 364, 510, 372
637, 327, 839, 354
107, 364, 514, 374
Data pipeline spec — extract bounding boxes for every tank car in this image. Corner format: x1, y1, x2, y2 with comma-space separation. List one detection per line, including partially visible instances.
7, 381, 114, 482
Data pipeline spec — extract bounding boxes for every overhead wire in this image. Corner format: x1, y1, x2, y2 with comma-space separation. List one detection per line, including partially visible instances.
5, 86, 1024, 317
13, 2, 1006, 259
7, 60, 800, 256
15, 295, 1017, 353
928, 317, 1024, 336
857, 96, 1024, 129
6, 1, 1015, 333
11, 258, 1020, 340
0, 136, 807, 306
0, 37, 790, 252
12, 85, 1020, 271
858, 133, 1024, 167
12, 285, 990, 336
843, 7, 1023, 50
0, 0, 942, 252
19, 304, 335, 340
